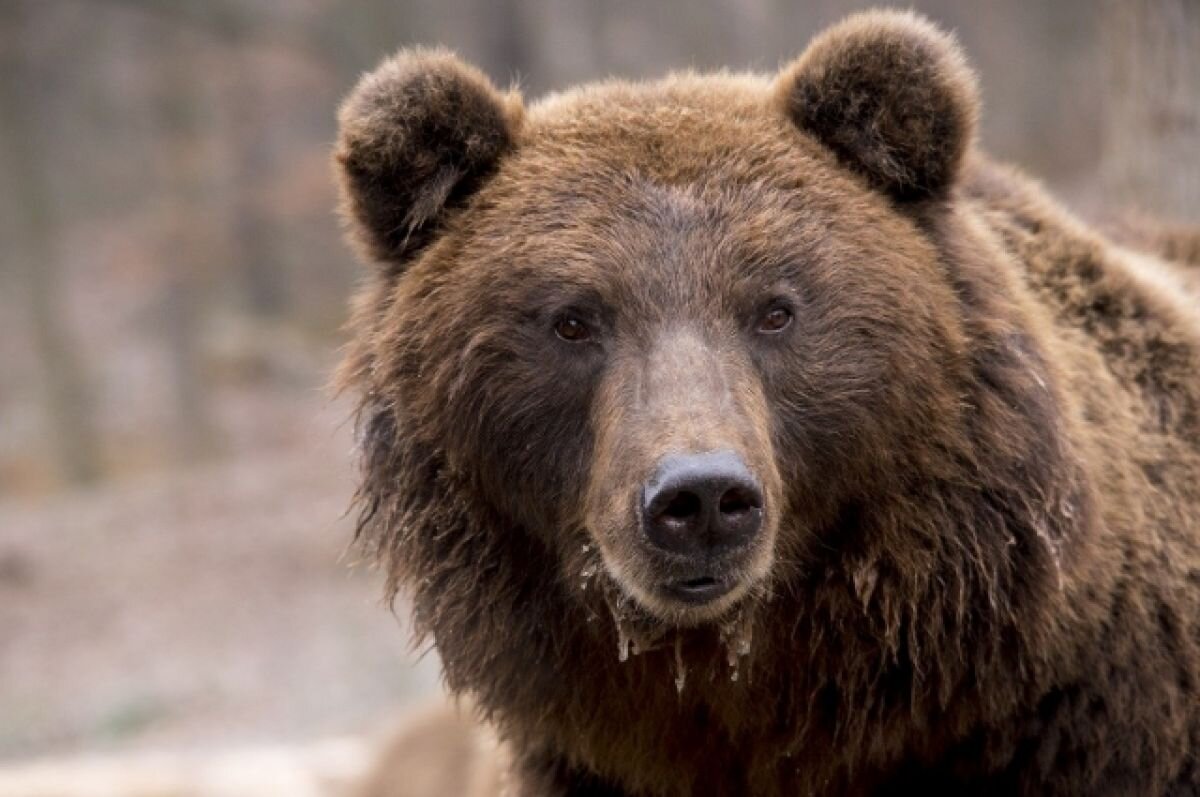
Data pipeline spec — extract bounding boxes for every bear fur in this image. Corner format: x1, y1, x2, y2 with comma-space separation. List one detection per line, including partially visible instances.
334, 10, 1200, 795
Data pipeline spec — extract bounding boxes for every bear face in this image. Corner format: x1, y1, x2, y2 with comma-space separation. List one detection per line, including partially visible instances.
337, 13, 995, 631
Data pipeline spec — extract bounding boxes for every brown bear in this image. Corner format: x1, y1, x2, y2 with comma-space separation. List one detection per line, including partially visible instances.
333, 9, 1200, 795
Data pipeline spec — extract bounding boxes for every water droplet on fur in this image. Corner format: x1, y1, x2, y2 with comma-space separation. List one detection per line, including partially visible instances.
580, 564, 597, 579
604, 588, 635, 664
581, 544, 591, 553
718, 606, 753, 683
852, 564, 879, 609
673, 632, 687, 696
617, 626, 631, 663
720, 607, 753, 657
1033, 517, 1064, 590
602, 582, 670, 663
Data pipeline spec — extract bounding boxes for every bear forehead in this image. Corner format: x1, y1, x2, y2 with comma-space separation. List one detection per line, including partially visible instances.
450, 80, 910, 284
460, 76, 897, 256
514, 73, 833, 184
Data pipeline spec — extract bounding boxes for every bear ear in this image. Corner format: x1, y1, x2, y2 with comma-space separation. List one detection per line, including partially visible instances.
773, 10, 979, 202
335, 48, 523, 275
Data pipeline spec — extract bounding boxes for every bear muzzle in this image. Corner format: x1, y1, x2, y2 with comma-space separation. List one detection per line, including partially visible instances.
584, 326, 781, 619
641, 450, 764, 604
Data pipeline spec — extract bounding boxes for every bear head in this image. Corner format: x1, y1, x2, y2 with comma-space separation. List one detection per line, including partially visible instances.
335, 11, 1074, 677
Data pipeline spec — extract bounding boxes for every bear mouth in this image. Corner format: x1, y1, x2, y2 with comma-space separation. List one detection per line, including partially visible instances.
660, 575, 733, 605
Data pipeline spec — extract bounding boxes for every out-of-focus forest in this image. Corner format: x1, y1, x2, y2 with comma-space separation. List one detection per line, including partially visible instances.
0, 0, 1196, 793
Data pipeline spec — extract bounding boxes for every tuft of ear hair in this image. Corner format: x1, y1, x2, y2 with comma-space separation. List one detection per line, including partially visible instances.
774, 10, 979, 202
334, 48, 523, 274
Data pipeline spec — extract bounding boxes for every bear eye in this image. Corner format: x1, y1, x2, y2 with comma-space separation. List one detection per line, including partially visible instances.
554, 315, 592, 342
756, 305, 793, 334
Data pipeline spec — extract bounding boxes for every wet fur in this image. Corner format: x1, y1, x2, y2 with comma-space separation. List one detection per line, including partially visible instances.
335, 10, 1200, 796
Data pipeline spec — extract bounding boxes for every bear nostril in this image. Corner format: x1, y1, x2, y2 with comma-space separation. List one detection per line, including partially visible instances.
718, 486, 759, 516
660, 491, 702, 522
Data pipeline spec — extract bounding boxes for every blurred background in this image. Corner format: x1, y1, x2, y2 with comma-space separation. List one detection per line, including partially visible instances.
0, 0, 1196, 794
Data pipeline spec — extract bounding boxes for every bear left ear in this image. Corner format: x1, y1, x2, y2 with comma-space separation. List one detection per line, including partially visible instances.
335, 48, 523, 276
773, 10, 979, 202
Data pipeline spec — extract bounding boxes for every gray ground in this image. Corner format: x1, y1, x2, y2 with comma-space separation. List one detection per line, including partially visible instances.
0, 399, 441, 766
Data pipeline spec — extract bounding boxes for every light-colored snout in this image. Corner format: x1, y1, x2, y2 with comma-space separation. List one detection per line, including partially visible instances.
585, 327, 780, 622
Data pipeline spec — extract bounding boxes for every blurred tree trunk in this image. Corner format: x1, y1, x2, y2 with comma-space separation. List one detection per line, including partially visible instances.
1100, 0, 1200, 223
0, 6, 102, 486
230, 69, 287, 319
156, 23, 220, 463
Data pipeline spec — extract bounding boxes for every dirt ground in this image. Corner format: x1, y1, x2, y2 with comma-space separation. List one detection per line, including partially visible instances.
0, 398, 443, 791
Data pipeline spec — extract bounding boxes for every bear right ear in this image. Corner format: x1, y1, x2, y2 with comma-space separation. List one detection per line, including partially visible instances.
335, 49, 523, 276
773, 10, 979, 202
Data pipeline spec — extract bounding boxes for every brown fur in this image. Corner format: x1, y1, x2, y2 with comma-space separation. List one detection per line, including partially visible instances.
334, 9, 1200, 796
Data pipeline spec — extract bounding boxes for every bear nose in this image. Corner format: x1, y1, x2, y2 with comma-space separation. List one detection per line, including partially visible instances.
642, 451, 764, 558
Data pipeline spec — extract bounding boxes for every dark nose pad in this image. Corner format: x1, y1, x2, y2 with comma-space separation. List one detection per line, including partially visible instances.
642, 450, 764, 558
